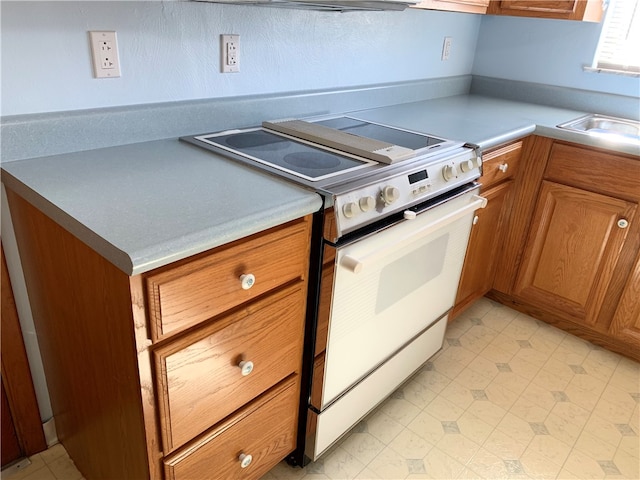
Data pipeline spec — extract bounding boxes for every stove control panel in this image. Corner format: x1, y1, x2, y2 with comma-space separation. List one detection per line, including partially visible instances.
334, 148, 481, 235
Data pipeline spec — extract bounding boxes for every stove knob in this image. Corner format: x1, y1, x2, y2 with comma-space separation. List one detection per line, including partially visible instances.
359, 196, 376, 212
342, 202, 360, 218
381, 186, 400, 206
459, 159, 475, 173
442, 164, 458, 181
475, 156, 483, 168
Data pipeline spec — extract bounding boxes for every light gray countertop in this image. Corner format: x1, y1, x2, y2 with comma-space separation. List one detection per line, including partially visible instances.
2, 140, 323, 275
353, 94, 640, 156
2, 93, 638, 276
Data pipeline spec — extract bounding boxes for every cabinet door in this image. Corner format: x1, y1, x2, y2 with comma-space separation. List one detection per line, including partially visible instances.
413, 0, 489, 14
453, 181, 512, 317
609, 250, 640, 351
513, 181, 636, 326
487, 0, 603, 21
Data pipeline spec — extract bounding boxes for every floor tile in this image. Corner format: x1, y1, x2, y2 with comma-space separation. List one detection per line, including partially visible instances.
339, 432, 386, 466
519, 448, 563, 479
422, 446, 465, 479
525, 434, 572, 466
482, 428, 528, 460
389, 428, 434, 460
365, 446, 411, 479
435, 433, 481, 465
320, 447, 365, 480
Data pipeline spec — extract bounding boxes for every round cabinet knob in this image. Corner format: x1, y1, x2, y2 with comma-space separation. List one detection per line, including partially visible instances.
238, 360, 254, 376
342, 202, 360, 218
459, 159, 475, 173
238, 453, 253, 468
239, 274, 255, 290
618, 218, 629, 229
472, 215, 479, 225
359, 196, 376, 212
442, 164, 458, 181
381, 186, 400, 206
498, 163, 509, 173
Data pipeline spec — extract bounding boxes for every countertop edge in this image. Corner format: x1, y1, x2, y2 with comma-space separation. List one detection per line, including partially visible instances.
127, 195, 322, 275
2, 168, 322, 276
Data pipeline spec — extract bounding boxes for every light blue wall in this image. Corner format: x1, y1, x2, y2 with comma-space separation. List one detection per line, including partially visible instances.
473, 14, 640, 98
3, 2, 639, 118
0, 1, 481, 116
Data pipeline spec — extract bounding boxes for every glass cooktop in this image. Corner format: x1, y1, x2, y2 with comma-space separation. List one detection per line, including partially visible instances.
190, 116, 450, 182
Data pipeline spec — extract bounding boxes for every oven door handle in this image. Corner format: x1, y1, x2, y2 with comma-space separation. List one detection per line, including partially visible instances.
340, 194, 487, 274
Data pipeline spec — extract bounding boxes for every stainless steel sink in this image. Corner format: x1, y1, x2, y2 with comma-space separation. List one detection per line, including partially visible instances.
558, 114, 640, 144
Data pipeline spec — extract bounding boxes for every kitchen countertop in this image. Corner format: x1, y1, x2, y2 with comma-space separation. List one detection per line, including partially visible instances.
1, 140, 323, 275
353, 95, 640, 156
2, 94, 638, 276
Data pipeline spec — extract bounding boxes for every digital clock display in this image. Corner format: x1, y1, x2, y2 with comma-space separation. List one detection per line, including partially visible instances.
408, 170, 428, 184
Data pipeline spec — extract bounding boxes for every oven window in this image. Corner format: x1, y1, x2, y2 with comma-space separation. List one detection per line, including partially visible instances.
375, 234, 448, 314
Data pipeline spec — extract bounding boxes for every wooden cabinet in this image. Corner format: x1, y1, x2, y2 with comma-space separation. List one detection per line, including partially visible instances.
5, 187, 312, 480
486, 0, 604, 22
1, 244, 47, 467
609, 249, 640, 349
490, 137, 640, 361
513, 181, 636, 326
412, 0, 489, 14
452, 140, 522, 317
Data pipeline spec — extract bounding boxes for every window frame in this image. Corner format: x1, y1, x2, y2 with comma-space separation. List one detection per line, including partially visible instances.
585, 0, 640, 77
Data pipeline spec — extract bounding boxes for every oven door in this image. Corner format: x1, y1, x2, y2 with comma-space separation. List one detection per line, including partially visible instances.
309, 185, 485, 458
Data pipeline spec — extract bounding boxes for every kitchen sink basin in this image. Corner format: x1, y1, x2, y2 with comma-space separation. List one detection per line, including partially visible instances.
557, 114, 640, 144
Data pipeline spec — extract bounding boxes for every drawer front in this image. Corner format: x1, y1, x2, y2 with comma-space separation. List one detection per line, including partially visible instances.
480, 141, 522, 190
545, 142, 640, 201
146, 218, 310, 341
164, 376, 299, 480
155, 284, 306, 452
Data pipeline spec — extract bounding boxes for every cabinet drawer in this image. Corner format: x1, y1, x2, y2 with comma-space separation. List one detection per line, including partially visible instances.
146, 218, 310, 341
545, 142, 640, 201
480, 141, 522, 190
154, 283, 306, 452
164, 376, 299, 480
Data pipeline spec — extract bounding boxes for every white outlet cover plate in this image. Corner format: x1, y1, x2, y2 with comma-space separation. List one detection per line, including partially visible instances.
221, 34, 240, 73
89, 31, 121, 78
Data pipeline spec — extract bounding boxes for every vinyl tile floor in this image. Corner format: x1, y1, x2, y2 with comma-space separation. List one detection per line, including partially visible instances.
3, 299, 638, 480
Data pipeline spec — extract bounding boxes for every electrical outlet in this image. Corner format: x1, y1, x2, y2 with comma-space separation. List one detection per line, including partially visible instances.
221, 34, 240, 73
89, 31, 121, 78
442, 36, 452, 61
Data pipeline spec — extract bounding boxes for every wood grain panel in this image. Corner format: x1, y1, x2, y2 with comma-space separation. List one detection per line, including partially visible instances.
5, 189, 151, 479
545, 142, 640, 202
315, 263, 335, 356
453, 181, 513, 317
146, 218, 310, 342
493, 135, 554, 293
486, 0, 603, 21
164, 376, 299, 480
413, 0, 489, 14
609, 249, 640, 349
513, 181, 636, 325
155, 283, 306, 452
1, 380, 22, 466
480, 140, 522, 190
323, 207, 338, 244
1, 244, 47, 460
